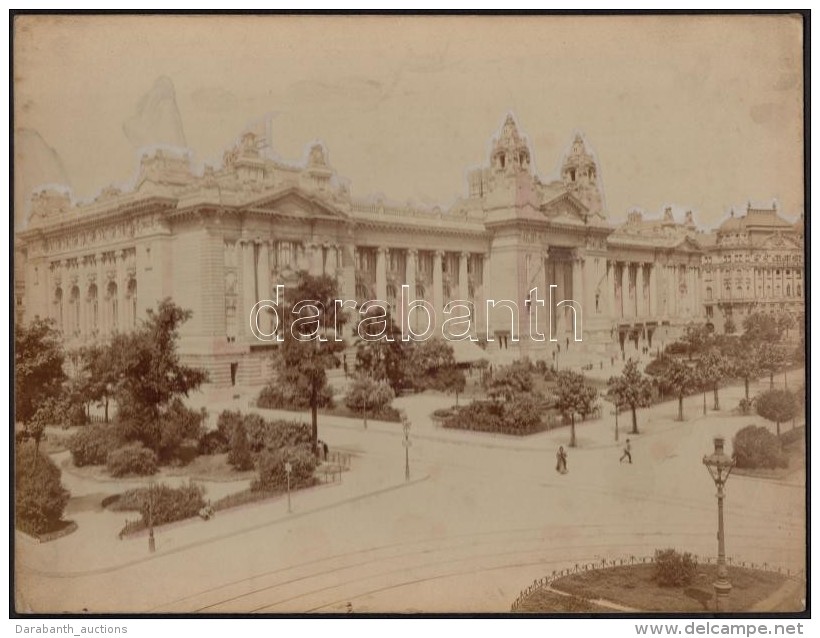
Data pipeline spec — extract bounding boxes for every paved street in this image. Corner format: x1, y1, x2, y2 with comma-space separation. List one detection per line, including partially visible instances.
15, 369, 805, 613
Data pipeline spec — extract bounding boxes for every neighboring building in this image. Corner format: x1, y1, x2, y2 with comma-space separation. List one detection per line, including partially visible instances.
700, 203, 805, 333
14, 114, 802, 386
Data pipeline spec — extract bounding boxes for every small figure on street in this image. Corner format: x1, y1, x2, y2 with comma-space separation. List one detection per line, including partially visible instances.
343, 354, 348, 378
556, 446, 568, 474
322, 440, 329, 461
620, 438, 632, 464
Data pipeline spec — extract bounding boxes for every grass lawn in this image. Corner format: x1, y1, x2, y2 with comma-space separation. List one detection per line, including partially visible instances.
514, 589, 612, 613
732, 427, 805, 481
550, 563, 788, 612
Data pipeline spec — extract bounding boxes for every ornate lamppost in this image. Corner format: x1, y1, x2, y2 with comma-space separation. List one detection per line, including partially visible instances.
702, 436, 736, 611
401, 414, 411, 481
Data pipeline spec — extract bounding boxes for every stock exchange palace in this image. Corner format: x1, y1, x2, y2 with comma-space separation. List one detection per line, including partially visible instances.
15, 115, 805, 387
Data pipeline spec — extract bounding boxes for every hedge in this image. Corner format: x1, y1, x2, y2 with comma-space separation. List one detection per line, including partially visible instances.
106, 443, 158, 477
15, 443, 70, 535
732, 425, 787, 469
252, 445, 317, 492
67, 423, 120, 466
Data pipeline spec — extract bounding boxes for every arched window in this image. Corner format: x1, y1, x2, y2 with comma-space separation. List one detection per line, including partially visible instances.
107, 281, 118, 331
786, 284, 791, 297
70, 285, 80, 335
54, 287, 64, 332
127, 278, 137, 328
706, 287, 713, 301
88, 284, 98, 333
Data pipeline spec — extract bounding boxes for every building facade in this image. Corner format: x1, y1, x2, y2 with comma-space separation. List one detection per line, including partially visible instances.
15, 115, 803, 386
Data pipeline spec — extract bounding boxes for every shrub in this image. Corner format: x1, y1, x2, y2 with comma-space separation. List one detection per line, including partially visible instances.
257, 381, 333, 411
653, 548, 697, 587
15, 443, 70, 535
66, 402, 88, 427
197, 429, 229, 455
780, 425, 805, 447
106, 444, 158, 477
344, 375, 395, 413
227, 421, 254, 471
503, 393, 544, 434
67, 423, 120, 466
732, 425, 787, 469
140, 482, 206, 527
156, 399, 206, 461
216, 409, 244, 443
252, 445, 317, 492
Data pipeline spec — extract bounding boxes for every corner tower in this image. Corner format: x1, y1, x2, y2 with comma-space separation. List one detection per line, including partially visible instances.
561, 132, 604, 217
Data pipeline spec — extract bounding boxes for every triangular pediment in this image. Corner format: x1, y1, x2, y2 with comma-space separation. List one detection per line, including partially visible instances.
245, 187, 348, 220
540, 191, 590, 222
672, 236, 704, 253
760, 232, 800, 250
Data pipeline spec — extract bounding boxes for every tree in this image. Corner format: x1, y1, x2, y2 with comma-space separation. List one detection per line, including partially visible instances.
777, 312, 796, 341
607, 358, 653, 435
727, 342, 761, 400
680, 323, 711, 360
409, 339, 466, 405
742, 312, 781, 344
485, 361, 533, 402
660, 358, 697, 421
554, 370, 598, 448
695, 348, 729, 411
755, 389, 798, 437
345, 373, 395, 428
14, 317, 66, 430
81, 343, 121, 423
757, 342, 787, 390
113, 299, 208, 456
275, 272, 347, 456
354, 308, 410, 394
723, 316, 736, 335
15, 443, 70, 535
227, 420, 254, 471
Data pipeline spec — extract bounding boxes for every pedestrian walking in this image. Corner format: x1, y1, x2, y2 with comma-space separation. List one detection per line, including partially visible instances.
343, 354, 349, 378
556, 446, 568, 474
620, 438, 632, 464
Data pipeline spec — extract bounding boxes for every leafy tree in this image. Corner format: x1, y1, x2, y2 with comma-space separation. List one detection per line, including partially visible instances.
112, 299, 208, 456
723, 316, 736, 335
755, 389, 798, 437
680, 323, 711, 360
607, 358, 653, 435
14, 317, 66, 429
485, 361, 534, 402
695, 348, 729, 411
726, 342, 761, 400
554, 370, 598, 448
354, 308, 409, 393
81, 343, 122, 423
15, 443, 70, 535
742, 312, 781, 344
757, 342, 787, 390
227, 420, 254, 471
345, 374, 395, 428
777, 313, 796, 341
274, 272, 347, 456
409, 339, 466, 405
660, 358, 697, 421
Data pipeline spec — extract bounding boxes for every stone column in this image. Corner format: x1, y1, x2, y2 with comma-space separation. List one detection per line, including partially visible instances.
376, 247, 388, 300
482, 252, 491, 337
582, 254, 594, 314
328, 244, 339, 277
636, 262, 645, 318
648, 263, 657, 317
620, 262, 629, 318
459, 252, 469, 300
405, 249, 417, 332
433, 250, 444, 328
242, 240, 256, 338
605, 260, 614, 317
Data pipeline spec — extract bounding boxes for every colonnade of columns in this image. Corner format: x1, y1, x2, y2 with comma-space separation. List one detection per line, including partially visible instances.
48, 250, 138, 343
604, 259, 701, 321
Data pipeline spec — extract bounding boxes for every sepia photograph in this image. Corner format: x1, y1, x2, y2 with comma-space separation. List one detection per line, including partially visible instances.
11, 12, 808, 618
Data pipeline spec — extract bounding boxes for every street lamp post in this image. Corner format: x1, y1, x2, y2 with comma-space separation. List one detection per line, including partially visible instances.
702, 436, 736, 612
612, 404, 620, 442
285, 461, 292, 513
402, 415, 411, 481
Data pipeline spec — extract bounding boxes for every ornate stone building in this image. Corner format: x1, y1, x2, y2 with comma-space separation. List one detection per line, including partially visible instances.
699, 203, 805, 333
16, 114, 796, 386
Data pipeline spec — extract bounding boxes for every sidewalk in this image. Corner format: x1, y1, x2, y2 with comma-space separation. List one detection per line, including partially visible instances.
18, 448, 428, 578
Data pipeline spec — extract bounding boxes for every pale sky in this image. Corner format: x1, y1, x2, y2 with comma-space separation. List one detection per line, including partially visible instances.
13, 14, 804, 229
